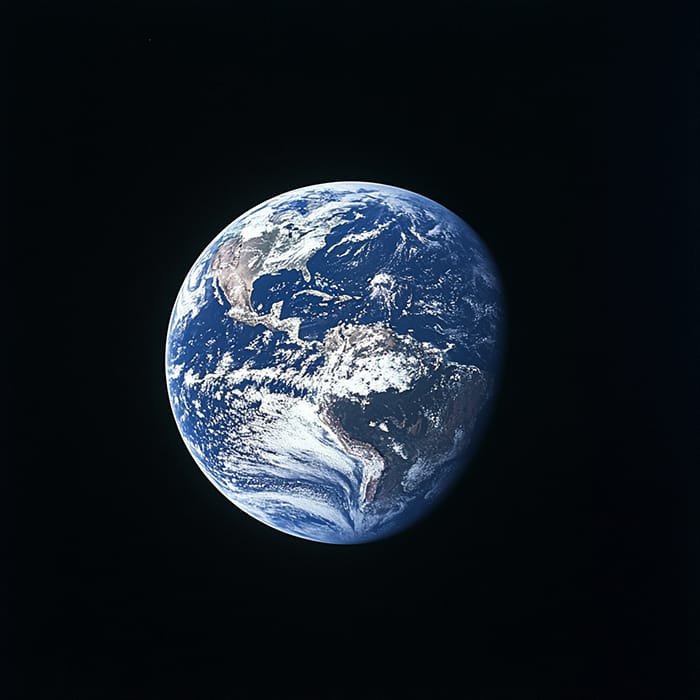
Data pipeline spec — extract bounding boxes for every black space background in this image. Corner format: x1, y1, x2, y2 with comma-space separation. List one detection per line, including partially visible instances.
6, 3, 698, 697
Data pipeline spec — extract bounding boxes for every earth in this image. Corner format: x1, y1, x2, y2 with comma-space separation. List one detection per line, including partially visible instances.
165, 182, 505, 544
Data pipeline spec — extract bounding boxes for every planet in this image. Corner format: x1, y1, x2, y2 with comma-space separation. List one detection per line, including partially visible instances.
165, 182, 505, 544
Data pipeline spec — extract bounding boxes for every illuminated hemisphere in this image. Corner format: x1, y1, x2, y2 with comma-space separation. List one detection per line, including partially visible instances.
165, 182, 505, 543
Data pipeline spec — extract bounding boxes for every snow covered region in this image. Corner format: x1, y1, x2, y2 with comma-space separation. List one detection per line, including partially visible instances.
166, 181, 504, 543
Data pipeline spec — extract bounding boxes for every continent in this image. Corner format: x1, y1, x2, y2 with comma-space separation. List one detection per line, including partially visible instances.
327, 363, 489, 509
314, 322, 486, 515
209, 196, 379, 341
211, 235, 303, 340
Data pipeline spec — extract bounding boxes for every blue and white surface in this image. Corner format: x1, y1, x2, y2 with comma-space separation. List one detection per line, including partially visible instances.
166, 182, 505, 543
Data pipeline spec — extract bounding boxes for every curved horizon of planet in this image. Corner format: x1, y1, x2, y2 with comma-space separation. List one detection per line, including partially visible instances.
165, 181, 505, 544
